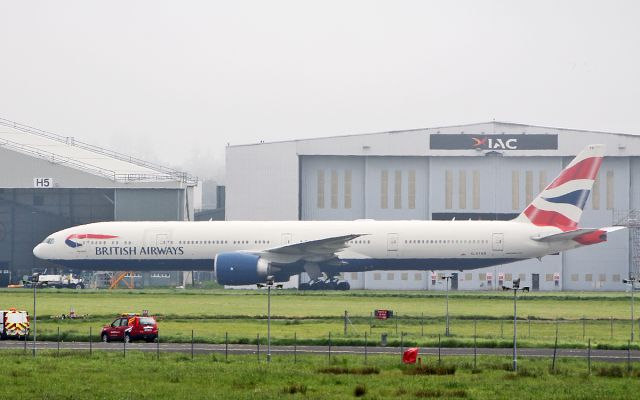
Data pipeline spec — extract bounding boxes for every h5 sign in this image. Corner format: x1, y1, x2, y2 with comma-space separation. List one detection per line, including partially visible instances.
33, 178, 53, 188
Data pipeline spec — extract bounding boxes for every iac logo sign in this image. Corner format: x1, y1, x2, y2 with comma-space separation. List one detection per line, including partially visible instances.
429, 134, 558, 151
472, 137, 518, 150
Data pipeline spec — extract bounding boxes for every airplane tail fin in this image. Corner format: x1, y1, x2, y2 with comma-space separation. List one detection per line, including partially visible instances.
513, 144, 604, 230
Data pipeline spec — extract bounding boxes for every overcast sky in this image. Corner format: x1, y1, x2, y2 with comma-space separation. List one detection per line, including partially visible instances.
1, 1, 639, 181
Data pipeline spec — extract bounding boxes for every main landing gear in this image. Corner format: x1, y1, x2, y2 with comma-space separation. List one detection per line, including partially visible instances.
299, 278, 350, 291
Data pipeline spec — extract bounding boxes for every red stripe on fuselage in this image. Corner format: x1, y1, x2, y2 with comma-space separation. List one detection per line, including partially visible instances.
523, 205, 577, 231
546, 157, 603, 190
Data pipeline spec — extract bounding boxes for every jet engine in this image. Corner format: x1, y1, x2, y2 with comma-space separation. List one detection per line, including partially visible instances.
214, 252, 270, 285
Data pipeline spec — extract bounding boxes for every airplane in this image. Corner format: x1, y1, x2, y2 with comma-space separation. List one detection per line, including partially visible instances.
33, 144, 623, 290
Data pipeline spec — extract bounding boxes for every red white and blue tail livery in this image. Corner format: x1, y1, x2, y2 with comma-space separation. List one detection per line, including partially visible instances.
33, 145, 624, 289
517, 144, 603, 230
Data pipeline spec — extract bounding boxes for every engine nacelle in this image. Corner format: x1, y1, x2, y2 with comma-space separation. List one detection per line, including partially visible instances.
214, 252, 270, 285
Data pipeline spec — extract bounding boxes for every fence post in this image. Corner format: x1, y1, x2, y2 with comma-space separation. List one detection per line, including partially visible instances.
191, 330, 194, 360
57, 326, 60, 356
474, 320, 477, 369
587, 338, 591, 375
395, 313, 398, 335
552, 323, 558, 372
89, 327, 92, 356
294, 332, 297, 364
438, 333, 441, 363
344, 310, 348, 336
364, 331, 368, 364
628, 340, 632, 373
225, 332, 228, 362
328, 332, 332, 363
257, 333, 260, 362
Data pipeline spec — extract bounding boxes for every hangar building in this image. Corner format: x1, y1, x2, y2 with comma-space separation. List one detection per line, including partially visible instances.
0, 118, 197, 285
226, 121, 640, 291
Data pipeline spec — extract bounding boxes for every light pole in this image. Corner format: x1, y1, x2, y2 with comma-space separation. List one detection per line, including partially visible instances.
623, 277, 636, 341
31, 273, 38, 357
504, 278, 528, 372
441, 275, 452, 336
257, 276, 280, 363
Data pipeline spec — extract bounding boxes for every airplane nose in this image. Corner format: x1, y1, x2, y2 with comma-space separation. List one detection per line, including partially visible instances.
33, 243, 45, 259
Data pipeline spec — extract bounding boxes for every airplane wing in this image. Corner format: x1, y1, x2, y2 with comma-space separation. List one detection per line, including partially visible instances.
532, 227, 625, 242
251, 234, 368, 264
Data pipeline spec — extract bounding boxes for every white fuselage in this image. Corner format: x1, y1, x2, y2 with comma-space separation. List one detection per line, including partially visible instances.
33, 220, 579, 275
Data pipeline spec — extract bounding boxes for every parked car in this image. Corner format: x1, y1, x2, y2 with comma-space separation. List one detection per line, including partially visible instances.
101, 313, 158, 343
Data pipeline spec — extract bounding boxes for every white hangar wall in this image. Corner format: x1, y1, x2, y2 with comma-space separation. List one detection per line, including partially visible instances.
226, 122, 640, 291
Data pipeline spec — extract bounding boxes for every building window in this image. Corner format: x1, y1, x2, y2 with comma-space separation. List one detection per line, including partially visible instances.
317, 170, 325, 208
465, 273, 472, 281
592, 173, 600, 210
585, 274, 593, 282
331, 170, 338, 209
613, 274, 621, 282
472, 170, 480, 209
599, 274, 606, 282
408, 170, 416, 209
381, 170, 389, 209
387, 272, 395, 280
539, 170, 547, 193
459, 170, 467, 209
546, 274, 553, 282
401, 273, 408, 281
571, 274, 579, 282
479, 273, 487, 281
151, 273, 170, 278
606, 170, 614, 210
414, 273, 422, 281
512, 171, 520, 210
373, 272, 381, 281
505, 273, 512, 281
445, 170, 453, 209
394, 170, 402, 209
525, 171, 533, 205
344, 170, 352, 209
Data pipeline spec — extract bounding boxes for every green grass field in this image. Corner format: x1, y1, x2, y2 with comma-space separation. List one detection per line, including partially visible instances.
1, 351, 639, 399
1, 289, 639, 349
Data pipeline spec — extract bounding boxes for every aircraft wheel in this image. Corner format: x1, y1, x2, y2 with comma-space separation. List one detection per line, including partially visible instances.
337, 281, 350, 291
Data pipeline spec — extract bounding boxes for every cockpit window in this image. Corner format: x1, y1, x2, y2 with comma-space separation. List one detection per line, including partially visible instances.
44, 237, 55, 245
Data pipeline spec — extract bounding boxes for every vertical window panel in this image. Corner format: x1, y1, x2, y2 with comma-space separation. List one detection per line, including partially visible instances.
408, 170, 416, 209
330, 170, 338, 209
344, 169, 352, 209
525, 171, 533, 205
394, 170, 402, 209
606, 170, 614, 210
459, 170, 467, 209
592, 173, 600, 210
445, 170, 453, 209
472, 170, 480, 209
316, 170, 325, 209
380, 170, 388, 209
539, 171, 547, 194
512, 171, 520, 210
